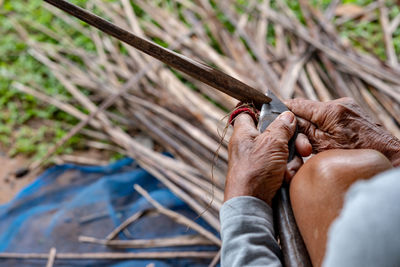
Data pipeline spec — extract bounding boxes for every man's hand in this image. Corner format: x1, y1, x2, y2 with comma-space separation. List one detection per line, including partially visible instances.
225, 111, 311, 205
285, 97, 400, 166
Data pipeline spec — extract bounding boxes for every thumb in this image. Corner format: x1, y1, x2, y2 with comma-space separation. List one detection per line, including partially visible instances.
261, 111, 297, 144
232, 113, 259, 138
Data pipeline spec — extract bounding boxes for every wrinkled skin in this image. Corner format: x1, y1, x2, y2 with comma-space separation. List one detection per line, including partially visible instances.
225, 97, 400, 266
225, 97, 400, 206
285, 97, 400, 166
224, 111, 312, 205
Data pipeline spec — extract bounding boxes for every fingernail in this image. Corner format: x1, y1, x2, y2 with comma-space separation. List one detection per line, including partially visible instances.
280, 111, 294, 123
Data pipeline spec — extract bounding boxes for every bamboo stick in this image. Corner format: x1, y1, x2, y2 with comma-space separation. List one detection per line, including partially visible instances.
134, 184, 221, 245
79, 235, 214, 248
0, 251, 217, 260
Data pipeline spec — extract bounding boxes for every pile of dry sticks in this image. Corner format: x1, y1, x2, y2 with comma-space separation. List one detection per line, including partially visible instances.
4, 0, 400, 265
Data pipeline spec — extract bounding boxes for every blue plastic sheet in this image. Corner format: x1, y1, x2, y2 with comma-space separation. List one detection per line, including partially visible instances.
0, 158, 219, 266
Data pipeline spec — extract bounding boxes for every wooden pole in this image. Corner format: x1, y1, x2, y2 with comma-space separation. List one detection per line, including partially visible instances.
0, 251, 217, 260
43, 0, 272, 107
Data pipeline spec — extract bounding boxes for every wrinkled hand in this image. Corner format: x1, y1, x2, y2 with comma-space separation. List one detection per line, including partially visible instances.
285, 97, 400, 166
225, 111, 312, 205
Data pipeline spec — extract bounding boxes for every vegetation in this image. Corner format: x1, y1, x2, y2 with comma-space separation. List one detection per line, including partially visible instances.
0, 0, 399, 162
0, 0, 93, 160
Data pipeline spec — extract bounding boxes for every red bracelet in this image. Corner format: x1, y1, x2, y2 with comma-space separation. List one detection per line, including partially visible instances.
229, 106, 259, 126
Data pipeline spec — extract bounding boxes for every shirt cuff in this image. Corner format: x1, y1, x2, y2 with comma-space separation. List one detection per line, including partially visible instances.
219, 196, 281, 267
220, 196, 273, 221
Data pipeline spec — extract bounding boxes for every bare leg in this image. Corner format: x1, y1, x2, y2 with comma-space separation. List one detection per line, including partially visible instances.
290, 149, 392, 267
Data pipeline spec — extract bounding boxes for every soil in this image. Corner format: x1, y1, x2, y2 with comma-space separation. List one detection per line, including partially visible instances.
0, 147, 115, 204
0, 152, 35, 204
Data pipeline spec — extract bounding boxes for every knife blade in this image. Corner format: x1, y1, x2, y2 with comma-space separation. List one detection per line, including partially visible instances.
258, 91, 312, 267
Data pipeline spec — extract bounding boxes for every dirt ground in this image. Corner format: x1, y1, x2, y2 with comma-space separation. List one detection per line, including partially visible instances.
0, 151, 36, 204
0, 147, 114, 204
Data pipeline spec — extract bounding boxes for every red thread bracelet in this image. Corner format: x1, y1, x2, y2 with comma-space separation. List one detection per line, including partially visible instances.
229, 107, 259, 126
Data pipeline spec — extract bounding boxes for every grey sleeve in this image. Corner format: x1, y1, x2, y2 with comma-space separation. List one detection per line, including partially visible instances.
220, 196, 282, 267
323, 168, 400, 267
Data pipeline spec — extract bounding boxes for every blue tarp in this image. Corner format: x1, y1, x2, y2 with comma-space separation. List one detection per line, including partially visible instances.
0, 158, 219, 266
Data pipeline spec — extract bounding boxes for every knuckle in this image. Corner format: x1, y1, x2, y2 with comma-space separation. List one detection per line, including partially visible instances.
303, 123, 314, 136
332, 98, 360, 115
306, 127, 318, 142
268, 133, 290, 147
331, 103, 350, 118
341, 98, 360, 111
269, 121, 294, 139
280, 122, 293, 136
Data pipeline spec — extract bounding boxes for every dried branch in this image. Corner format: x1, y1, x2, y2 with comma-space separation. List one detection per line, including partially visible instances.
134, 184, 221, 245
79, 234, 214, 248
0, 251, 217, 260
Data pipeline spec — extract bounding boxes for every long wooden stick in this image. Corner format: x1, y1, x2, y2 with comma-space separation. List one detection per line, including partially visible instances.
43, 0, 271, 107
0, 251, 217, 260
79, 235, 214, 248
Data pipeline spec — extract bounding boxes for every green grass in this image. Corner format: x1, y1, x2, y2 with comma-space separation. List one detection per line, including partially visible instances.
0, 0, 90, 160
0, 0, 399, 162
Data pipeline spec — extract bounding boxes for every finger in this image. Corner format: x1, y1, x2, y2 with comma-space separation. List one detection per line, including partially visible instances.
232, 113, 259, 138
296, 117, 316, 138
261, 111, 297, 143
284, 156, 303, 183
295, 133, 312, 157
284, 98, 326, 127
297, 117, 327, 153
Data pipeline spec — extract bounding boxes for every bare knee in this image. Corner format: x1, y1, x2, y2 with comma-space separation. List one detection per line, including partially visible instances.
290, 148, 392, 219
291, 149, 392, 197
